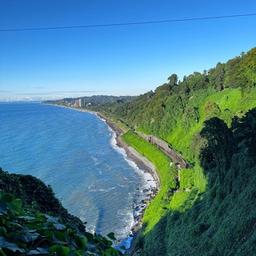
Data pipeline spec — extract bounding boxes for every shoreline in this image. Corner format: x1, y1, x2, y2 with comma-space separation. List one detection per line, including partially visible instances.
96, 112, 160, 244
44, 103, 161, 249
96, 112, 160, 187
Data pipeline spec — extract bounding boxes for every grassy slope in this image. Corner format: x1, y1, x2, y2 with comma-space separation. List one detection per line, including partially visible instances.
167, 87, 256, 160
170, 87, 256, 194
122, 132, 206, 235
122, 131, 176, 233
83, 48, 256, 255
163, 87, 256, 210
93, 48, 256, 255
159, 110, 256, 256
121, 87, 256, 252
129, 109, 256, 256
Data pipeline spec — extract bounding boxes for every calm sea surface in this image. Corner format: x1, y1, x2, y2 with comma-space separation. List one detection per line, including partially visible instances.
0, 102, 149, 240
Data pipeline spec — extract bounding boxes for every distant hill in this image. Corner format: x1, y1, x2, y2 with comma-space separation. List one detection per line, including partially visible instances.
46, 95, 136, 109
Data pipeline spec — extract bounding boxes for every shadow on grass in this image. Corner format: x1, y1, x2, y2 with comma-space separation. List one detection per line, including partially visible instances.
133, 108, 256, 256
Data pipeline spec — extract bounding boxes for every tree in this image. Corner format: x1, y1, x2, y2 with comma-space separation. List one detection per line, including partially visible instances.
168, 74, 178, 87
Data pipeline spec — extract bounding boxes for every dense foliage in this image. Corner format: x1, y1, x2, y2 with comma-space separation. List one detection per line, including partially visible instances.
135, 109, 256, 255
0, 170, 121, 256
83, 48, 256, 255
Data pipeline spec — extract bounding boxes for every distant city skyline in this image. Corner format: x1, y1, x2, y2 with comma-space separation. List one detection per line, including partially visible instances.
1, 0, 256, 101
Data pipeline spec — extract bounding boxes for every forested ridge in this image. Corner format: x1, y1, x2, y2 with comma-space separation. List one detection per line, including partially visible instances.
91, 48, 256, 152
85, 47, 256, 255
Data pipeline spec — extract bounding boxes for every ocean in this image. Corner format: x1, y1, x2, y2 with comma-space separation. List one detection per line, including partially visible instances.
0, 102, 155, 243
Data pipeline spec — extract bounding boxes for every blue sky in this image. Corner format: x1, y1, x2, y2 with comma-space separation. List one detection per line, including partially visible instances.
0, 0, 256, 100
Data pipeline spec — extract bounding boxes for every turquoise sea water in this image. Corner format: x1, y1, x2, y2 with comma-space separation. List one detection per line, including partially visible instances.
0, 102, 153, 241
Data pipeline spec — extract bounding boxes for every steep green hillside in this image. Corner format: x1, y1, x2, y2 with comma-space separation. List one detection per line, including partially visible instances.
136, 109, 256, 255
97, 48, 256, 161
0, 170, 120, 256
86, 48, 256, 255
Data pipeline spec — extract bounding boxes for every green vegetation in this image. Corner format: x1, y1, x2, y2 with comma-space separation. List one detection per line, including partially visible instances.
169, 190, 190, 210
130, 110, 256, 255
46, 95, 135, 109
92, 48, 256, 157
122, 132, 205, 236
147, 110, 256, 255
85, 47, 256, 255
122, 131, 176, 233
0, 170, 121, 256
179, 168, 194, 189
167, 87, 256, 160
